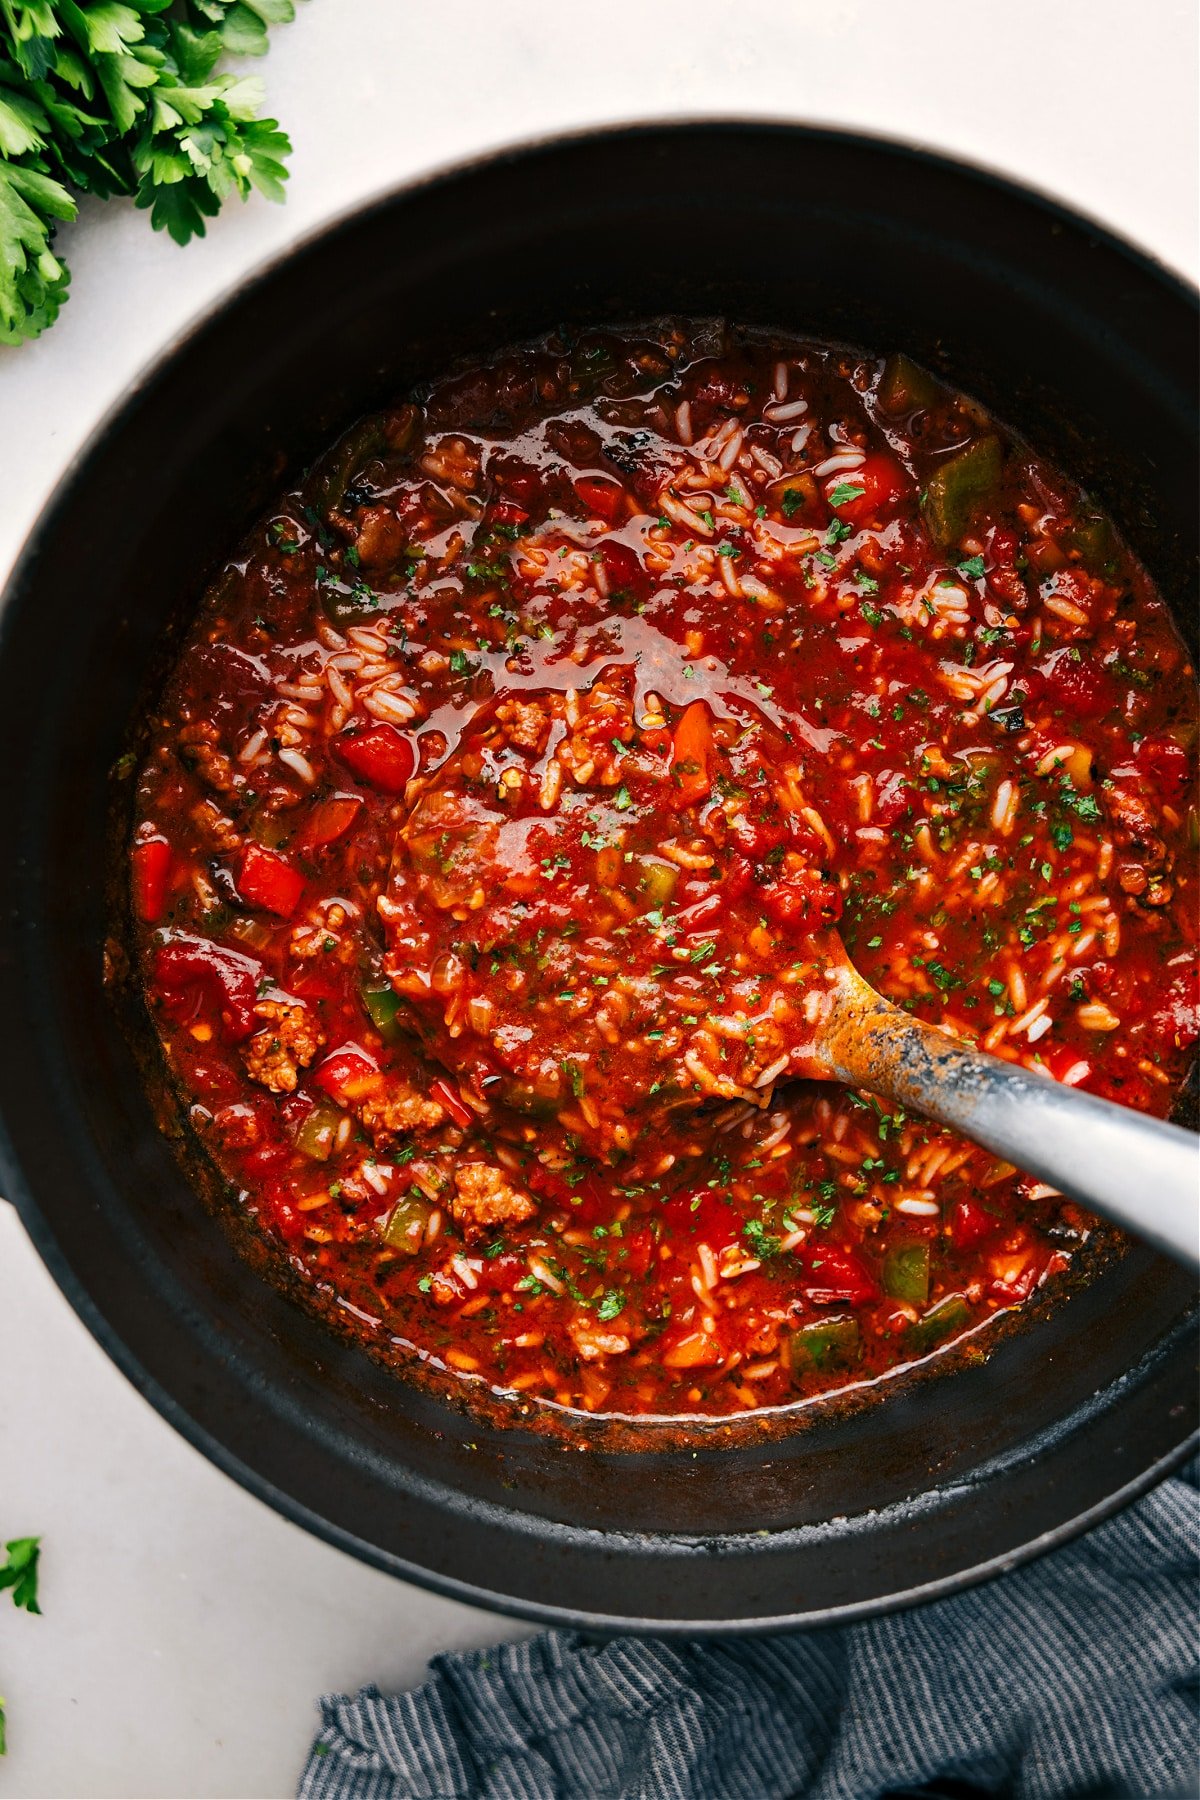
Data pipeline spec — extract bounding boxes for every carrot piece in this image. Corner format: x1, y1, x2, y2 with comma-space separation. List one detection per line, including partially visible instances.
670, 700, 713, 806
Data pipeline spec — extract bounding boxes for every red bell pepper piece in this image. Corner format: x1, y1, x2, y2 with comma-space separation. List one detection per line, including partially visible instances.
132, 836, 173, 924
236, 843, 306, 918
334, 723, 416, 793
801, 1245, 878, 1307
950, 1196, 997, 1251
312, 1044, 380, 1101
429, 1076, 474, 1129
294, 794, 363, 852
670, 701, 713, 806
824, 451, 907, 526
574, 475, 625, 524
153, 934, 262, 1041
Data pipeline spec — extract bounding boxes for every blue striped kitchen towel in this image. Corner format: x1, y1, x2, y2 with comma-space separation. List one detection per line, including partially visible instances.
299, 1459, 1198, 1800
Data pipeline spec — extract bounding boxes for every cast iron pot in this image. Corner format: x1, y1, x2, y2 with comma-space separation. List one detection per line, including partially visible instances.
1, 123, 1196, 1632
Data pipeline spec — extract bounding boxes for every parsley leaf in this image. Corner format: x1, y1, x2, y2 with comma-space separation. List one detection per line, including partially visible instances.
742, 1217, 780, 1257
0, 1536, 41, 1615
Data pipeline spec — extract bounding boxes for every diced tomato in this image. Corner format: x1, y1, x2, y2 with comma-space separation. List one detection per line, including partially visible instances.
824, 452, 907, 525
1150, 965, 1200, 1051
1136, 731, 1192, 799
489, 499, 529, 528
430, 1076, 474, 1129
132, 836, 172, 923
689, 366, 746, 412
618, 1226, 655, 1281
761, 871, 841, 935
673, 893, 726, 938
661, 1189, 741, 1248
989, 1251, 1040, 1305
236, 843, 306, 918
492, 459, 545, 509
475, 1251, 527, 1294
670, 701, 713, 806
153, 934, 262, 1041
599, 539, 648, 600
294, 794, 363, 852
312, 1044, 380, 1101
873, 770, 911, 826
334, 723, 416, 793
1037, 650, 1114, 720
951, 1196, 998, 1251
262, 1178, 306, 1244
1040, 1043, 1093, 1086
987, 524, 1021, 566
727, 807, 786, 859
801, 1245, 878, 1306
574, 475, 626, 523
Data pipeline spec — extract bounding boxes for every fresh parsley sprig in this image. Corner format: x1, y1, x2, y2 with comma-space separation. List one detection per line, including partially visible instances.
0, 1534, 42, 1757
0, 1, 298, 345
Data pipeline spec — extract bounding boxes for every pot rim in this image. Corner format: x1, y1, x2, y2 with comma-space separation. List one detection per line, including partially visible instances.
2, 117, 1196, 1633
2, 113, 1196, 605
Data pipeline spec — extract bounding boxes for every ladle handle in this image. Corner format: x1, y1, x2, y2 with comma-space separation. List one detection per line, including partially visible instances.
825, 984, 1199, 1268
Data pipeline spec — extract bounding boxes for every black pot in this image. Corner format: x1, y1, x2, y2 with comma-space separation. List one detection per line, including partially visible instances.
1, 123, 1196, 1632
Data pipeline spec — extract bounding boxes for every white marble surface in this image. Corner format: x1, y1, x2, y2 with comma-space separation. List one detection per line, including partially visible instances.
0, 2, 1195, 1794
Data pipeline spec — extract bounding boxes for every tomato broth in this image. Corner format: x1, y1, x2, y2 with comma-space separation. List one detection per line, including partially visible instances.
129, 322, 1199, 1419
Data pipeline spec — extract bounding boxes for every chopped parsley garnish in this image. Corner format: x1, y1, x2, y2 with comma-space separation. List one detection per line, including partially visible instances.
743, 1218, 780, 1257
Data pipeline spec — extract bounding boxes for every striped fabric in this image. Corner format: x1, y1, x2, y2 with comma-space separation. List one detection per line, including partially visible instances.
299, 1462, 1198, 1800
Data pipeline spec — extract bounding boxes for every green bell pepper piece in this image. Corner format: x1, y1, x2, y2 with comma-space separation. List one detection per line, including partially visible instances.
1066, 515, 1118, 577
633, 857, 679, 909
362, 981, 403, 1042
922, 436, 1004, 548
499, 1079, 562, 1121
786, 1314, 861, 1378
883, 1241, 931, 1305
907, 1292, 972, 1354
321, 581, 381, 628
381, 1194, 432, 1254
878, 352, 942, 415
311, 416, 389, 512
294, 1101, 342, 1163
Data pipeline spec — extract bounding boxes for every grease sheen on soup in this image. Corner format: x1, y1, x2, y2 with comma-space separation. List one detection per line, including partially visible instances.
128, 322, 1199, 1419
